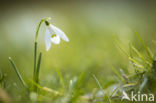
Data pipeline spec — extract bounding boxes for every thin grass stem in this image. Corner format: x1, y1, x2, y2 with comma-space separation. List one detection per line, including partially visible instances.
35, 52, 42, 92
135, 32, 153, 61
9, 57, 28, 89
93, 74, 111, 103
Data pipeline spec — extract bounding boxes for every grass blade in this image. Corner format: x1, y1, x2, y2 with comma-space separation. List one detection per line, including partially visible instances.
110, 86, 119, 98
135, 32, 153, 61
93, 75, 103, 92
56, 68, 65, 89
128, 57, 144, 69
114, 36, 129, 57
139, 77, 148, 91
35, 52, 42, 92
69, 68, 93, 103
131, 45, 151, 69
33, 42, 37, 91
9, 57, 28, 89
110, 66, 124, 83
30, 79, 62, 96
93, 75, 111, 103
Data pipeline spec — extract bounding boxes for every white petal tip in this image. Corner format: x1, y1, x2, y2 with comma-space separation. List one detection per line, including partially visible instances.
65, 38, 69, 42
46, 48, 50, 51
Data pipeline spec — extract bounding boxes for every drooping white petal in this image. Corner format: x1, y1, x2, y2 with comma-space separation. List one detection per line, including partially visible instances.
45, 28, 52, 51
48, 24, 69, 42
51, 35, 60, 44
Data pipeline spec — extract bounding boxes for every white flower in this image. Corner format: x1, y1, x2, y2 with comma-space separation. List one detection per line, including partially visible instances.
45, 21, 69, 51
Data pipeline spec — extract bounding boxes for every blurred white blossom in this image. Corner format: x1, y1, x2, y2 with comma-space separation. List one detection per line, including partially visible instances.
45, 21, 69, 51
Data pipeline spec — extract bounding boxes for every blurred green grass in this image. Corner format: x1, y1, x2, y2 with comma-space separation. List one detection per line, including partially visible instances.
0, 1, 156, 103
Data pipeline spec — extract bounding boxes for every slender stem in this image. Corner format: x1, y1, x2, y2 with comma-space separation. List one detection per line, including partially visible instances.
35, 20, 44, 43
9, 57, 28, 89
33, 19, 44, 92
135, 32, 153, 62
35, 17, 51, 42
93, 75, 111, 103
33, 18, 50, 92
33, 19, 44, 82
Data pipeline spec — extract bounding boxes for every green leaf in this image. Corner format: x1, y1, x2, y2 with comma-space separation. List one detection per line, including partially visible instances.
34, 52, 42, 93
135, 32, 153, 62
129, 57, 144, 69
93, 75, 111, 103
56, 68, 65, 89
9, 57, 28, 89
110, 66, 124, 83
36, 52, 42, 84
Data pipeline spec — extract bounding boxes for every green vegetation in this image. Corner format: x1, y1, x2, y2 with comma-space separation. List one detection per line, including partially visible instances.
0, 1, 156, 103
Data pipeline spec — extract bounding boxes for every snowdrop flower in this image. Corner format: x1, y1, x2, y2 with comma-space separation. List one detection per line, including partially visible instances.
45, 21, 69, 51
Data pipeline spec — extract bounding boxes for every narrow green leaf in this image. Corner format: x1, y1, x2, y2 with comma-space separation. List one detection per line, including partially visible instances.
123, 83, 137, 88
70, 68, 93, 102
93, 75, 111, 103
114, 37, 129, 57
33, 52, 42, 93
30, 79, 62, 96
135, 32, 153, 61
33, 42, 37, 89
129, 43, 133, 58
110, 86, 119, 98
36, 52, 42, 84
139, 77, 148, 91
93, 75, 103, 92
110, 66, 124, 83
129, 57, 144, 69
56, 68, 65, 89
131, 45, 151, 69
9, 57, 28, 89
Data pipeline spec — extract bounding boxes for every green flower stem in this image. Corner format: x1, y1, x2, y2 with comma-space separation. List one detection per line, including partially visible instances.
9, 57, 28, 89
35, 17, 51, 42
33, 17, 50, 92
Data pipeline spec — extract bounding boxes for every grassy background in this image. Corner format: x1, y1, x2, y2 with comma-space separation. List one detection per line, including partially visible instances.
0, 1, 156, 103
